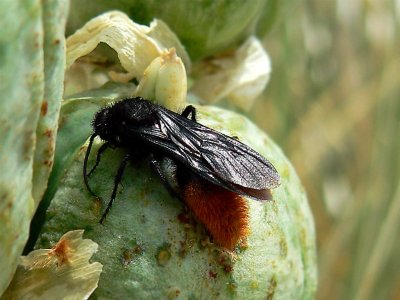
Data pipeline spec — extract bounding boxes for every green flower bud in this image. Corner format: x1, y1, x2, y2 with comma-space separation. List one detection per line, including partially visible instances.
31, 91, 317, 299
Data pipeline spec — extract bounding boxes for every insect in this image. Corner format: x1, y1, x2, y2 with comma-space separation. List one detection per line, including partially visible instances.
83, 97, 280, 249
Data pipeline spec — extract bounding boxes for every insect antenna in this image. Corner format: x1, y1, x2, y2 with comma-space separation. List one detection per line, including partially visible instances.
83, 133, 100, 198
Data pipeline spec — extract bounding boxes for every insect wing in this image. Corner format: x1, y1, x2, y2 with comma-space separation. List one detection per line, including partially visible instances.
131, 107, 280, 200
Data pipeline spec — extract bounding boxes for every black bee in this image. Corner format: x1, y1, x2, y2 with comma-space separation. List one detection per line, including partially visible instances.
83, 97, 280, 224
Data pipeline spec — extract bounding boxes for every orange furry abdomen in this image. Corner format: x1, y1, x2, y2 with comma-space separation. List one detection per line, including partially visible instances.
182, 180, 250, 250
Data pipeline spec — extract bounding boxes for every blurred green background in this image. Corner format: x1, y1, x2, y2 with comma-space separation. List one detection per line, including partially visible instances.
252, 1, 400, 299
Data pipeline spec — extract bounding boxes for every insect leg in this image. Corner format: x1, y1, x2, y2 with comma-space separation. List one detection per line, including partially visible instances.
149, 154, 179, 198
83, 133, 99, 197
88, 141, 111, 177
100, 154, 130, 224
181, 105, 197, 122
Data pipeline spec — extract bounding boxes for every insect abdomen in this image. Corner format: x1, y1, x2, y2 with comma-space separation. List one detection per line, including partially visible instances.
182, 178, 250, 250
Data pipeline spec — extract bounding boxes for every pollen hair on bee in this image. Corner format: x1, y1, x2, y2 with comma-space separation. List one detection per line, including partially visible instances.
182, 179, 250, 251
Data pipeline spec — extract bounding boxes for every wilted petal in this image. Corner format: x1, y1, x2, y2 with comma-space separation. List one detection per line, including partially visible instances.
146, 19, 191, 71
3, 230, 103, 299
66, 11, 190, 82
191, 37, 271, 111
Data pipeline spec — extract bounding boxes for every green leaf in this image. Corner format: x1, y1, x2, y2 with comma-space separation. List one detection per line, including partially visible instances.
0, 0, 68, 293
0, 1, 44, 294
32, 0, 69, 206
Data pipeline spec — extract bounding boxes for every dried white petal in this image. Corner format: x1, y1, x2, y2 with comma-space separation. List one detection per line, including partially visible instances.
66, 11, 190, 82
146, 19, 191, 72
191, 36, 271, 111
3, 230, 102, 300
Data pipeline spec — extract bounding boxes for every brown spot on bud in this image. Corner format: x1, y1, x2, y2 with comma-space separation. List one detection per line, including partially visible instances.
41, 100, 48, 116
